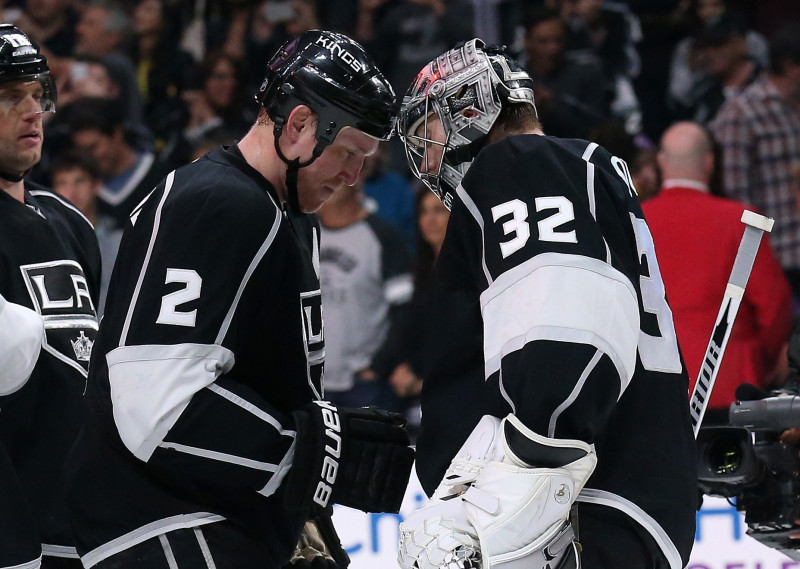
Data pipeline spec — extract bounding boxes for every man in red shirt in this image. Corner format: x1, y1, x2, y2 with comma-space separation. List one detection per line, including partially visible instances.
643, 121, 792, 424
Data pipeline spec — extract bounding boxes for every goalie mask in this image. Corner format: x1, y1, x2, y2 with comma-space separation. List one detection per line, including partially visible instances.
399, 39, 536, 210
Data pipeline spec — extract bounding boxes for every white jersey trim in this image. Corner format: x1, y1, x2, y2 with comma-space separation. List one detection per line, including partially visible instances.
479, 253, 639, 391
577, 489, 683, 569
215, 202, 282, 344
258, 438, 295, 498
120, 170, 176, 346
158, 441, 280, 472
28, 190, 95, 230
1, 555, 41, 569
548, 348, 603, 437
107, 342, 235, 461
81, 513, 225, 568
206, 383, 295, 437
41, 545, 78, 559
456, 184, 493, 286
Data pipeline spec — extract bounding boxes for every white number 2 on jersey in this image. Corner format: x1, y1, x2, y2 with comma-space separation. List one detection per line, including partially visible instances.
157, 268, 202, 327
491, 196, 577, 259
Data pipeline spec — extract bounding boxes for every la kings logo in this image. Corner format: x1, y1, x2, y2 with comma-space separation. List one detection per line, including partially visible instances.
20, 260, 98, 376
300, 289, 324, 399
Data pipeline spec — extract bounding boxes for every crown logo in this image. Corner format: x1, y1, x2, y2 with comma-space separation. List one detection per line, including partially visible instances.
71, 331, 94, 362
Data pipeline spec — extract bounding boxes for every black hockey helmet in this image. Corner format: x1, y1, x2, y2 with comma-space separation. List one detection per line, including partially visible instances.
399, 39, 536, 210
256, 29, 398, 157
0, 23, 56, 111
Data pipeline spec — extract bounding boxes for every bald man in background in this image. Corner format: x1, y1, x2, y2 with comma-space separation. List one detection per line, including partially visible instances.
642, 121, 792, 424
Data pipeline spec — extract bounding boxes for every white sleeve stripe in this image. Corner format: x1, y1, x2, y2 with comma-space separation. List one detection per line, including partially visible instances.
206, 383, 295, 438
159, 535, 179, 569
215, 204, 282, 344
5, 554, 42, 569
107, 343, 235, 461
548, 349, 603, 438
120, 170, 176, 347
480, 253, 639, 385
576, 489, 683, 569
456, 184, 493, 286
579, 143, 612, 263
258, 438, 296, 498
29, 190, 95, 230
385, 273, 413, 304
159, 442, 279, 472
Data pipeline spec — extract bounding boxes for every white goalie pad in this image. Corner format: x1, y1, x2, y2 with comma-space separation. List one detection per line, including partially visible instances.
398, 414, 597, 569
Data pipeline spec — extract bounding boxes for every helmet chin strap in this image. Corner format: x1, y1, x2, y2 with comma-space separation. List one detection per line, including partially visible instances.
273, 124, 323, 215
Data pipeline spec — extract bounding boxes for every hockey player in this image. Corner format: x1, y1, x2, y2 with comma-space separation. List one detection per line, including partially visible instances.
65, 30, 414, 568
396, 40, 697, 569
0, 23, 101, 569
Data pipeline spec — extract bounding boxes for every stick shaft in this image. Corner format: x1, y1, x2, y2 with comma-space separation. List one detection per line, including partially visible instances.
689, 212, 773, 437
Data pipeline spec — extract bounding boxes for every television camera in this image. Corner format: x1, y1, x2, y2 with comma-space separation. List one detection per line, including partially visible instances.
696, 385, 800, 560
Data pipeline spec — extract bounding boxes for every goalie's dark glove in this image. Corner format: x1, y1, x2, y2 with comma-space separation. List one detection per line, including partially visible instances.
285, 401, 414, 514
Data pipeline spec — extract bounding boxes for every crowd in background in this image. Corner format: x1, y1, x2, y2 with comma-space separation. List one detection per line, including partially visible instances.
6, 0, 800, 429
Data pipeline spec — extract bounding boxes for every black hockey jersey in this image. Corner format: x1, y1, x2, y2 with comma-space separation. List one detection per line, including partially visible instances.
0, 183, 101, 561
430, 135, 697, 568
66, 145, 324, 567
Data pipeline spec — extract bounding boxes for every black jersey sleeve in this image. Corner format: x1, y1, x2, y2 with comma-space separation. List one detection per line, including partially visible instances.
97, 168, 302, 498
440, 136, 647, 442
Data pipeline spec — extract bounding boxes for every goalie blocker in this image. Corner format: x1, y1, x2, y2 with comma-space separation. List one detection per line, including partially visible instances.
285, 401, 414, 515
399, 415, 596, 569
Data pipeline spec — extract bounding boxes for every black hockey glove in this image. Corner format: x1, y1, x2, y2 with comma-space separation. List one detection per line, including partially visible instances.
285, 401, 414, 514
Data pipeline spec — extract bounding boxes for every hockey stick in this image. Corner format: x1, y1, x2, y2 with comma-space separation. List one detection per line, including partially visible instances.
689, 210, 774, 437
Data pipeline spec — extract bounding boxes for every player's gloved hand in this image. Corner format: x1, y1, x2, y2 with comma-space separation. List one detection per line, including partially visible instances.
282, 508, 350, 568
285, 401, 414, 514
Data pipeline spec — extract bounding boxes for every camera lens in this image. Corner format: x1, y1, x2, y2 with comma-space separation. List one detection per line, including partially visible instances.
707, 437, 742, 475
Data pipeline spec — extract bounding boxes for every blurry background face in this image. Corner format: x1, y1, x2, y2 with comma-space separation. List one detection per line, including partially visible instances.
72, 129, 117, 176
53, 167, 99, 214
697, 0, 726, 23
205, 57, 237, 111
525, 19, 565, 73
134, 0, 163, 36
418, 191, 450, 253
25, 0, 68, 22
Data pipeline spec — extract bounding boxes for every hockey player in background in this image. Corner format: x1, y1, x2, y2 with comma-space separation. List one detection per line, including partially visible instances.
65, 30, 414, 568
0, 23, 101, 569
396, 39, 696, 569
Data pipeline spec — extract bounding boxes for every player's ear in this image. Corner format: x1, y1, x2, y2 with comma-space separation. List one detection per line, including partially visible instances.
284, 105, 317, 143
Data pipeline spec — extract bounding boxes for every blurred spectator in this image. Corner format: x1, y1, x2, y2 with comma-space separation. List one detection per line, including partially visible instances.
51, 150, 121, 315
668, 0, 768, 123
66, 0, 142, 122
14, 0, 79, 57
385, 190, 450, 436
642, 121, 792, 424
669, 12, 762, 124
709, 23, 800, 301
64, 97, 173, 231
181, 50, 254, 147
366, 0, 474, 98
631, 147, 660, 202
317, 179, 413, 412
73, 0, 131, 58
363, 0, 474, 172
561, 0, 643, 133
132, 0, 199, 149
522, 6, 610, 139
361, 144, 417, 250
